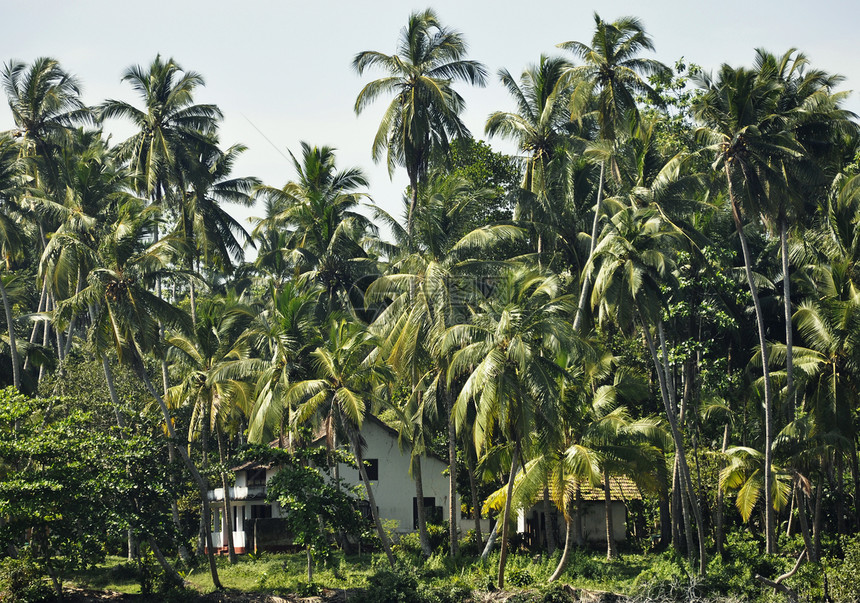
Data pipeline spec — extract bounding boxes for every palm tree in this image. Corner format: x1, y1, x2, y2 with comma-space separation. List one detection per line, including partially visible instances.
58, 198, 223, 588
589, 206, 706, 572
692, 63, 801, 553
353, 9, 487, 236
166, 296, 256, 564
0, 135, 26, 389
100, 55, 221, 207
557, 13, 669, 332
288, 319, 397, 567
2, 57, 92, 192
446, 267, 572, 587
253, 143, 377, 314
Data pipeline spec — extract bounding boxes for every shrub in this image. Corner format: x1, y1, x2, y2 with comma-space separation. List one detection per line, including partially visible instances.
830, 536, 860, 603
508, 567, 534, 587
0, 557, 53, 603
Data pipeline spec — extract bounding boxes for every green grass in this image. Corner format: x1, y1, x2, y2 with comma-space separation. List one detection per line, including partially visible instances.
65, 548, 661, 598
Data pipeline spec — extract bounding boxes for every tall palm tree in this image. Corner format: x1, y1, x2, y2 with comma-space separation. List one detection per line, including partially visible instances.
353, 9, 487, 236
558, 13, 669, 332
589, 206, 706, 572
253, 143, 377, 314
58, 198, 223, 588
288, 319, 397, 567
693, 63, 801, 553
446, 267, 573, 587
0, 135, 26, 389
100, 55, 221, 207
166, 296, 256, 564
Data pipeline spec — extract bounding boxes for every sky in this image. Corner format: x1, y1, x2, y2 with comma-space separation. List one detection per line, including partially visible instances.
2, 0, 859, 243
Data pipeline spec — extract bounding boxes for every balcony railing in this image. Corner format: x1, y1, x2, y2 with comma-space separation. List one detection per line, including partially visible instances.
207, 485, 266, 501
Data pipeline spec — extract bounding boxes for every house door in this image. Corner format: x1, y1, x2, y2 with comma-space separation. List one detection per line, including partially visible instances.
413, 497, 436, 529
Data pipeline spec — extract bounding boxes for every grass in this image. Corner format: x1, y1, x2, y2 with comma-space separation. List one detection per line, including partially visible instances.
64, 547, 663, 598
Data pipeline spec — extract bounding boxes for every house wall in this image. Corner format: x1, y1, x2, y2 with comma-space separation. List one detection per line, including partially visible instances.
517, 501, 627, 545
335, 419, 454, 534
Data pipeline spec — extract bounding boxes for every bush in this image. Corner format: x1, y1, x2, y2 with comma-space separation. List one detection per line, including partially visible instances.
0, 557, 53, 603
535, 582, 575, 603
508, 567, 534, 587
355, 566, 419, 603
830, 536, 860, 603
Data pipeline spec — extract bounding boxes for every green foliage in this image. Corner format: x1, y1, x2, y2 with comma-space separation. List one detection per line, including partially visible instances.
507, 567, 534, 587
0, 557, 53, 603
830, 535, 860, 603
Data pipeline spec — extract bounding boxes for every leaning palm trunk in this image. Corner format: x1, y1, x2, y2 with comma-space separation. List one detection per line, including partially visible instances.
135, 360, 222, 589
0, 276, 21, 391
497, 445, 520, 588
466, 448, 483, 547
573, 161, 606, 332
642, 317, 706, 575
726, 169, 776, 554
446, 383, 459, 556
349, 431, 396, 568
548, 497, 574, 583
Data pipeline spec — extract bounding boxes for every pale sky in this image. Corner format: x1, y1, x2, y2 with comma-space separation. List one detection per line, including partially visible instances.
3, 0, 859, 240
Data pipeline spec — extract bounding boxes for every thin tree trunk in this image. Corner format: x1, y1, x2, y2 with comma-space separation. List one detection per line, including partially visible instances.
795, 482, 817, 563
0, 277, 21, 391
413, 455, 432, 556
306, 548, 313, 582
644, 318, 706, 574
149, 537, 186, 587
446, 382, 458, 557
217, 424, 237, 564
727, 168, 775, 554
497, 445, 519, 589
781, 219, 794, 422
466, 447, 483, 547
813, 470, 823, 560
544, 486, 557, 555
62, 265, 84, 359
603, 467, 617, 560
715, 423, 730, 554
548, 499, 574, 583
573, 162, 605, 333
23, 277, 48, 371
135, 361, 222, 589
574, 485, 584, 547
671, 460, 683, 556
349, 431, 396, 568
658, 486, 671, 551
481, 520, 498, 561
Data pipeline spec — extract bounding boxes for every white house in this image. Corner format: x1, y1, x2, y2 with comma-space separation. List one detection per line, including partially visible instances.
207, 415, 455, 554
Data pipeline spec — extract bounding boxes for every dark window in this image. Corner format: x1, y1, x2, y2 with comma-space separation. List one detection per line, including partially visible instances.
234, 505, 246, 531
362, 459, 379, 481
413, 497, 436, 529
250, 504, 272, 519
247, 468, 267, 487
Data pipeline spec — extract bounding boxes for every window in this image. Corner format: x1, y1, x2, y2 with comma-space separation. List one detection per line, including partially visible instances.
247, 468, 267, 487
234, 505, 246, 531
362, 459, 379, 481
413, 497, 437, 529
250, 504, 272, 519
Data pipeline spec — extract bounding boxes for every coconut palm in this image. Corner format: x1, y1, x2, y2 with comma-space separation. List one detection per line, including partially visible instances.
588, 206, 706, 572
288, 319, 397, 567
693, 63, 803, 553
558, 14, 669, 332
0, 135, 26, 389
446, 267, 573, 587
353, 9, 487, 236
166, 295, 256, 563
100, 55, 221, 206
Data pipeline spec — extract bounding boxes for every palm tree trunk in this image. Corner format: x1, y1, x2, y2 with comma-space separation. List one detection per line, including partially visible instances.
715, 422, 730, 554
574, 484, 584, 547
135, 360, 222, 589
544, 486, 557, 555
573, 161, 606, 333
0, 276, 21, 390
548, 498, 574, 583
781, 218, 794, 422
349, 431, 396, 568
446, 382, 458, 557
23, 277, 48, 371
62, 265, 84, 359
795, 482, 817, 563
643, 317, 706, 574
413, 455, 432, 556
657, 486, 671, 551
497, 444, 519, 589
603, 467, 617, 560
727, 168, 775, 554
217, 424, 238, 564
466, 447, 483, 547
